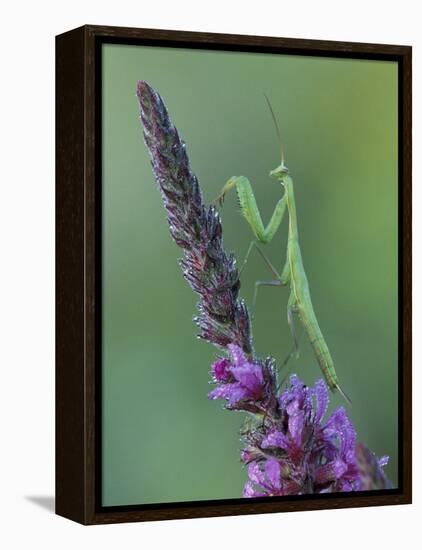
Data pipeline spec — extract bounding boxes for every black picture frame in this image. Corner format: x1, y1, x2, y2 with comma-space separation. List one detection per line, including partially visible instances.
56, 24, 412, 525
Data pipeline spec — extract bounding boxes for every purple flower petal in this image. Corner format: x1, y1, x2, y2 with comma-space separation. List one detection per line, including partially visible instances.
338, 481, 354, 492
211, 357, 233, 382
231, 363, 264, 394
265, 458, 282, 491
324, 407, 347, 430
286, 396, 300, 417
315, 459, 347, 485
243, 482, 266, 498
288, 408, 305, 448
248, 462, 266, 486
228, 343, 248, 367
261, 430, 290, 450
313, 378, 329, 423
289, 374, 302, 390
207, 385, 232, 400
227, 384, 250, 406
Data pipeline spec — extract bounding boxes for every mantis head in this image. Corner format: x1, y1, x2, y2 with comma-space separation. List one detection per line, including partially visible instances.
269, 162, 289, 184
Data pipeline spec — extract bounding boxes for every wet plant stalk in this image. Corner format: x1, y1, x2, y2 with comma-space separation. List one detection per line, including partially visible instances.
137, 80, 252, 355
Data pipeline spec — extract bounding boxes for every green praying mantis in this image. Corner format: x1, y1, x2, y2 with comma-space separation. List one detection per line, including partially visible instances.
215, 97, 351, 404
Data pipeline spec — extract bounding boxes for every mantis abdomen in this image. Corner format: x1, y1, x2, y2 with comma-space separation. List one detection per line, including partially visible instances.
297, 291, 338, 391
288, 231, 350, 402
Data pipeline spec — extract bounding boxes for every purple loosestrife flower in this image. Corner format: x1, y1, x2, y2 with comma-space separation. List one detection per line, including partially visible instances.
208, 344, 278, 414
238, 375, 390, 496
137, 81, 252, 355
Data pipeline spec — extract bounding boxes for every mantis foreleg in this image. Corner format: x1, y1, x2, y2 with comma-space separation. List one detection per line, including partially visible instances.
215, 175, 297, 344
216, 176, 287, 244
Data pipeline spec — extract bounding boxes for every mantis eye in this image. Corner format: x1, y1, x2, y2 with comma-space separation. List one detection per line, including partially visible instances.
269, 164, 289, 180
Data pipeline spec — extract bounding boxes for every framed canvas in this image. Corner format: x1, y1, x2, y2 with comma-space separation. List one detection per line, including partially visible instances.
55, 25, 412, 525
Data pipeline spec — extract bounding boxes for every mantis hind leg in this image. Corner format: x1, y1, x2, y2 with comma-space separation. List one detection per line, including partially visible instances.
252, 280, 282, 318
281, 294, 300, 368
239, 240, 282, 278
276, 298, 300, 390
239, 240, 287, 317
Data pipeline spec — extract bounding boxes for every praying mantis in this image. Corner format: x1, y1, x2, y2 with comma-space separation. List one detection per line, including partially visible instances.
215, 97, 351, 404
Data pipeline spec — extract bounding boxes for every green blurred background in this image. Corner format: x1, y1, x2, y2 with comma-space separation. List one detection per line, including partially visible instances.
102, 44, 398, 506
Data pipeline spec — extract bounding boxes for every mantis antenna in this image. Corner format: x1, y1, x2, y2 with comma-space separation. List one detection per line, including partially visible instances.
263, 93, 285, 165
